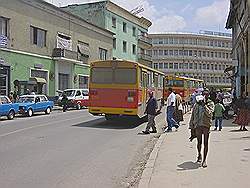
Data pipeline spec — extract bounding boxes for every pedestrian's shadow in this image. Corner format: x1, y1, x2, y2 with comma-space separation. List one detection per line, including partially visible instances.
177, 161, 200, 171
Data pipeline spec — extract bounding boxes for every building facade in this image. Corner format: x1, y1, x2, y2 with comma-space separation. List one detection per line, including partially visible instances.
63, 0, 153, 66
226, 0, 250, 97
0, 0, 113, 96
149, 32, 233, 88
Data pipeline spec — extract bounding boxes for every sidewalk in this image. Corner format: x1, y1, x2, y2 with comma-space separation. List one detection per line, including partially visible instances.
139, 112, 250, 188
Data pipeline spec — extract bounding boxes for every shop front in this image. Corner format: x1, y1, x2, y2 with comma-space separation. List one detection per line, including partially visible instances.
0, 59, 10, 95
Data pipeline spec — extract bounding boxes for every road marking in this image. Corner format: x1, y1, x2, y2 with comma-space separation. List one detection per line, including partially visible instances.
0, 115, 95, 138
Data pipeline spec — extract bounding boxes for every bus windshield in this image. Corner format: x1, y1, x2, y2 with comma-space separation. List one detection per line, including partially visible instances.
166, 79, 184, 87
91, 67, 136, 84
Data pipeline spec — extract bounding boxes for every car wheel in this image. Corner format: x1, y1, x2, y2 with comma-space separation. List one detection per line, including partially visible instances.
7, 110, 15, 120
76, 103, 81, 110
27, 109, 33, 117
45, 107, 51, 114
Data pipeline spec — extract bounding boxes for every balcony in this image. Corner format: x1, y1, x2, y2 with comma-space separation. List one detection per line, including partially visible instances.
138, 35, 152, 48
52, 48, 78, 60
138, 53, 152, 66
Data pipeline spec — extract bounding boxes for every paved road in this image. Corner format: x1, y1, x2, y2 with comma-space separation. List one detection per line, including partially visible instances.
0, 109, 161, 188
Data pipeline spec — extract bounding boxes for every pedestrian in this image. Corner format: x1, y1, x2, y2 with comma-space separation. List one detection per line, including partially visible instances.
233, 92, 249, 131
189, 88, 214, 168
174, 92, 184, 126
164, 87, 179, 132
13, 91, 18, 103
8, 92, 14, 102
142, 91, 158, 134
214, 99, 225, 131
209, 87, 217, 103
61, 93, 68, 112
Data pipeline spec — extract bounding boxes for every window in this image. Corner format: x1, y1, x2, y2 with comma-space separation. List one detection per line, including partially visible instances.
211, 52, 214, 58
218, 64, 222, 70
189, 62, 193, 69
169, 63, 173, 69
112, 17, 116, 28
153, 63, 158, 69
59, 73, 69, 90
184, 50, 188, 56
179, 63, 184, 69
169, 50, 173, 56
211, 64, 214, 70
226, 53, 229, 59
91, 68, 113, 84
194, 63, 197, 69
79, 75, 89, 89
0, 16, 9, 37
153, 50, 158, 56
174, 50, 178, 56
199, 63, 202, 70
123, 41, 127, 53
164, 50, 168, 56
132, 44, 136, 55
179, 50, 183, 56
123, 22, 127, 33
174, 63, 178, 69
174, 38, 178, 44
189, 50, 193, 56
222, 52, 225, 59
164, 63, 168, 69
132, 27, 136, 36
159, 38, 164, 44
215, 52, 218, 58
214, 64, 218, 70
218, 52, 221, 58
114, 68, 136, 84
203, 51, 206, 57
159, 50, 163, 56
198, 51, 202, 57
164, 38, 169, 44
203, 63, 206, 69
207, 64, 210, 70
159, 63, 163, 69
194, 50, 197, 57
30, 26, 46, 47
99, 48, 108, 60
113, 38, 116, 49
169, 38, 173, 44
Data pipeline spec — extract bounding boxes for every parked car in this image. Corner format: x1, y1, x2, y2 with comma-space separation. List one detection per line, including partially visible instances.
58, 89, 89, 110
0, 96, 19, 120
17, 95, 54, 117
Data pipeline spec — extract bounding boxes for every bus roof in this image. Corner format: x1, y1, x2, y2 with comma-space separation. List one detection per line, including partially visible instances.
91, 60, 165, 76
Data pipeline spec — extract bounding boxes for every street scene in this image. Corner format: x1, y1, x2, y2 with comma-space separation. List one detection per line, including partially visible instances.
1, 0, 250, 188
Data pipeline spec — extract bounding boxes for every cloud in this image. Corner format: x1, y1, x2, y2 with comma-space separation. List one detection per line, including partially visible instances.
194, 0, 230, 27
149, 15, 186, 33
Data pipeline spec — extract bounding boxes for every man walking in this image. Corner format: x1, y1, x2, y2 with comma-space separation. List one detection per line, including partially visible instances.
165, 88, 179, 132
142, 91, 158, 134
189, 88, 214, 168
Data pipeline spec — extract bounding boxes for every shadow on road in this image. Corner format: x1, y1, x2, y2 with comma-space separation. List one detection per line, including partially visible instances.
72, 116, 147, 130
177, 161, 200, 171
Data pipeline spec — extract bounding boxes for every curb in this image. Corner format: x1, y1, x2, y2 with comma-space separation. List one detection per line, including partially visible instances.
138, 133, 167, 188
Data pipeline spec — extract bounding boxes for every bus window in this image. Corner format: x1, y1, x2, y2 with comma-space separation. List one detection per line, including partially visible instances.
91, 68, 113, 84
154, 74, 158, 87
173, 80, 184, 87
114, 68, 136, 84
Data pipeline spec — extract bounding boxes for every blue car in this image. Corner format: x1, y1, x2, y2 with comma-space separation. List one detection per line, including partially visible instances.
18, 95, 54, 117
0, 96, 19, 120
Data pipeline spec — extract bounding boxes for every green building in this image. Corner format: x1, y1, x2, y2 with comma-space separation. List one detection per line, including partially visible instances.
63, 0, 153, 66
0, 0, 113, 96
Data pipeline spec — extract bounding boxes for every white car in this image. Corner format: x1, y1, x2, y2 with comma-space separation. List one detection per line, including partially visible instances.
58, 89, 89, 110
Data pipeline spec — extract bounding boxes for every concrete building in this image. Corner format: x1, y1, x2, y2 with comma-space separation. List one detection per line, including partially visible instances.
226, 0, 250, 97
149, 31, 233, 88
63, 0, 153, 66
0, 0, 113, 96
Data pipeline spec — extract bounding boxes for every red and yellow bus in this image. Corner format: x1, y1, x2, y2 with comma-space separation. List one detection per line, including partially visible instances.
89, 60, 165, 120
164, 75, 204, 102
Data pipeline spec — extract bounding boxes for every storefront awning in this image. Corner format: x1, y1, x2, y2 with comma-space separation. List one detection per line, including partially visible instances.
29, 77, 47, 84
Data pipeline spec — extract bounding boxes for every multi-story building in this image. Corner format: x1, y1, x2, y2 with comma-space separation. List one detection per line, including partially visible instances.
0, 0, 113, 96
62, 0, 153, 66
149, 31, 233, 88
226, 0, 250, 97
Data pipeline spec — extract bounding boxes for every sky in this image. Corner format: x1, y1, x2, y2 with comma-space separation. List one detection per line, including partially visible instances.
46, 0, 231, 34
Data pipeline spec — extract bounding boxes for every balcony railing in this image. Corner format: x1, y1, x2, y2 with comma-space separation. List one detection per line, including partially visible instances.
138, 35, 152, 46
52, 48, 78, 60
138, 53, 152, 62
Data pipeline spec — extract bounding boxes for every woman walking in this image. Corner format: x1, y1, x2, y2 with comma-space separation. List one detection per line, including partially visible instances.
233, 92, 249, 131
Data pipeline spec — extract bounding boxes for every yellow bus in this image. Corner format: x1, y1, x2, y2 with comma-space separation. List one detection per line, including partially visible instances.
89, 60, 165, 120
